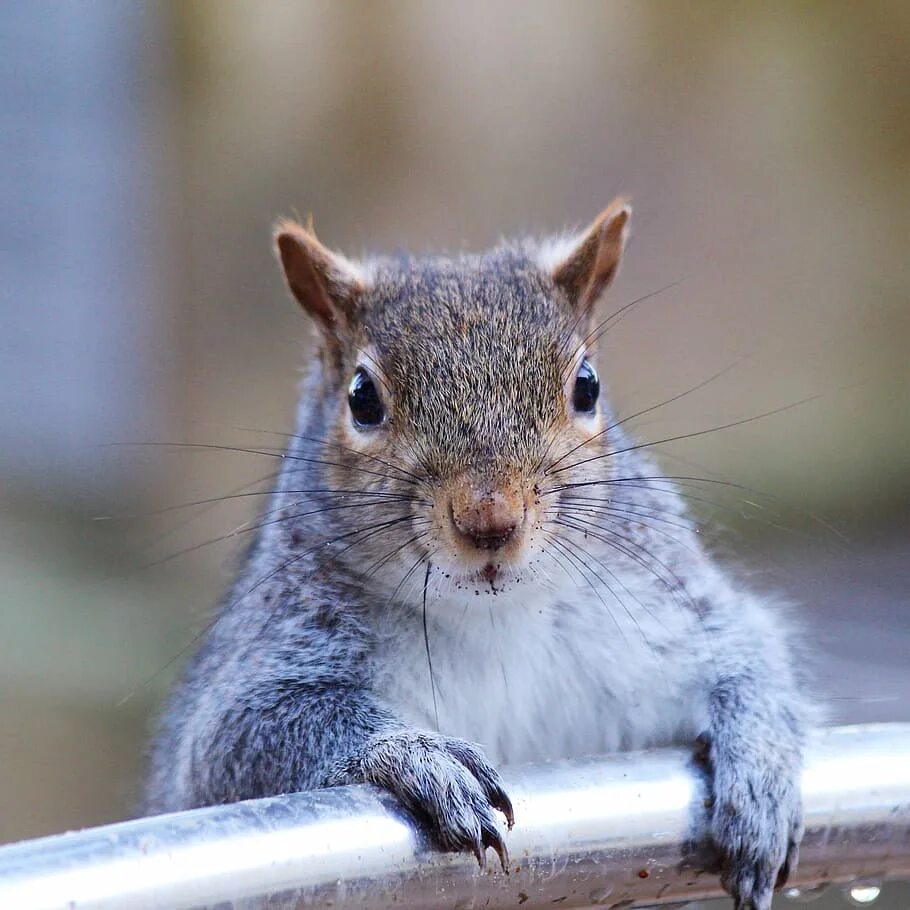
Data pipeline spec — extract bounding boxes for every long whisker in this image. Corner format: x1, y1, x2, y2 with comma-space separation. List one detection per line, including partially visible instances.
137, 499, 416, 571
422, 560, 440, 732
198, 516, 427, 704
125, 487, 426, 521
104, 441, 419, 486
560, 496, 698, 528
116, 470, 281, 550
230, 425, 426, 484
551, 516, 718, 678
117, 513, 416, 706
362, 526, 432, 579
565, 480, 775, 522
557, 279, 684, 375
543, 532, 667, 695
546, 473, 847, 544
536, 531, 587, 591
551, 516, 697, 615
544, 532, 628, 644
549, 392, 822, 475
545, 505, 699, 550
232, 514, 419, 620
580, 279, 685, 354
549, 524, 671, 680
547, 357, 749, 472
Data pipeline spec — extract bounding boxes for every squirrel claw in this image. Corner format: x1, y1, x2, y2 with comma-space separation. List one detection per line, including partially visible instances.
482, 825, 510, 872
336, 730, 512, 873
489, 785, 514, 830
443, 737, 514, 829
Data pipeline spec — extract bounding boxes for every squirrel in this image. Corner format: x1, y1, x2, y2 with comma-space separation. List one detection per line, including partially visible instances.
145, 198, 811, 910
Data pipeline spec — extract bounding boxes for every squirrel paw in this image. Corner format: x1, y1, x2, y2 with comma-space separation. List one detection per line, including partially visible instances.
331, 730, 513, 870
695, 735, 803, 910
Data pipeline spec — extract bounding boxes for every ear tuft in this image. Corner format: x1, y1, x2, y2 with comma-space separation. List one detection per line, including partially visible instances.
550, 197, 631, 316
272, 218, 364, 339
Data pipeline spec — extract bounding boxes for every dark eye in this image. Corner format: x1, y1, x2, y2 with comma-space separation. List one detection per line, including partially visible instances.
572, 358, 600, 414
348, 367, 385, 427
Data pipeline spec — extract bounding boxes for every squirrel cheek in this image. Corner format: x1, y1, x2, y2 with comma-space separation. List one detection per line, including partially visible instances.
564, 410, 606, 455
338, 412, 386, 455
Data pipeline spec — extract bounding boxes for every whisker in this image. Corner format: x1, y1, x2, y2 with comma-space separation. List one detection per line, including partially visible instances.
544, 532, 628, 643
378, 547, 441, 663
422, 560, 440, 732
557, 279, 684, 377
116, 513, 416, 706
233, 514, 419, 614
124, 470, 281, 548
549, 525, 671, 681
104, 441, 421, 487
547, 500, 696, 534
569, 481, 779, 525
536, 532, 586, 591
546, 506, 702, 557
579, 279, 685, 355
551, 514, 695, 611
200, 516, 426, 704
319, 522, 429, 585
524, 550, 560, 593
137, 499, 417, 571
230, 425, 426, 484
551, 516, 718, 678
362, 526, 432, 579
104, 487, 426, 522
550, 392, 823, 476
548, 474, 846, 545
547, 357, 749, 473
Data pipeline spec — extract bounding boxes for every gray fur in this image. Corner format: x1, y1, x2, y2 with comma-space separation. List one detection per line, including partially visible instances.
146, 231, 812, 910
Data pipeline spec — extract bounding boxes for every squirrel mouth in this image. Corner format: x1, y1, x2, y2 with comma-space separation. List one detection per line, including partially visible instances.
479, 563, 499, 584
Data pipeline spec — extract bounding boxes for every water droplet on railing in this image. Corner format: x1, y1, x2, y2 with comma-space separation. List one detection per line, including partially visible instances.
844, 880, 882, 905
784, 883, 830, 902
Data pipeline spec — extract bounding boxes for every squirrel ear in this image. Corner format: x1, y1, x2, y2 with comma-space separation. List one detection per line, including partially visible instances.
549, 198, 631, 317
273, 218, 364, 340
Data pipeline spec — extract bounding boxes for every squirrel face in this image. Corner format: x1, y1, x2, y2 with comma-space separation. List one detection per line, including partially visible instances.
275, 200, 629, 592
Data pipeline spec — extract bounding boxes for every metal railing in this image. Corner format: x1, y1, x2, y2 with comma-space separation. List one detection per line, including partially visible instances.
0, 724, 908, 910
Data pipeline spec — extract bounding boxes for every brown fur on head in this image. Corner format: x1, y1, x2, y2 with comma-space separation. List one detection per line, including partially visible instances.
273, 200, 630, 590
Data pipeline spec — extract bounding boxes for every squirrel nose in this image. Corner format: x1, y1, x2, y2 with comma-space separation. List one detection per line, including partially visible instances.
450, 484, 525, 552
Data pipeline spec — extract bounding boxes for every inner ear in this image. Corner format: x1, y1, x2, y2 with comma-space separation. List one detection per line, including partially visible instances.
550, 198, 631, 318
273, 218, 364, 343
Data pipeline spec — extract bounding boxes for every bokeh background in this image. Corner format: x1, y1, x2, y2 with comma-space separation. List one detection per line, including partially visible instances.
1, 3, 908, 903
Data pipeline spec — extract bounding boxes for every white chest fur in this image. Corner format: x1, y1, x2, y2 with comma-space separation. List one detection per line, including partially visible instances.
374, 576, 707, 765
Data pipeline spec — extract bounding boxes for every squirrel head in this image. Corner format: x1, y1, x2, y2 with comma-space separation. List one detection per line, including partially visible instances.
274, 200, 630, 595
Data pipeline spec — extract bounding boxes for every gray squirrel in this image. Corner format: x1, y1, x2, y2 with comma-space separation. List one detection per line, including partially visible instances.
146, 198, 811, 910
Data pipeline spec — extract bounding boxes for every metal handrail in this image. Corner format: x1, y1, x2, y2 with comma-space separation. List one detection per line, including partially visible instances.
0, 724, 908, 910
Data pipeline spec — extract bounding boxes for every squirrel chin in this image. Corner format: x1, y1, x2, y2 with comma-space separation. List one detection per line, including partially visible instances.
479, 563, 499, 584
443, 562, 525, 598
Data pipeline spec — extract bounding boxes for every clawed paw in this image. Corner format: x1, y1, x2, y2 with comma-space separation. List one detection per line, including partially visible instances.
333, 731, 513, 870
696, 735, 803, 910
719, 836, 800, 910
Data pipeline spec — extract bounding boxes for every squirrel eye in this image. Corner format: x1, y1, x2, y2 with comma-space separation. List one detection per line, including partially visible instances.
348, 367, 385, 428
572, 358, 600, 414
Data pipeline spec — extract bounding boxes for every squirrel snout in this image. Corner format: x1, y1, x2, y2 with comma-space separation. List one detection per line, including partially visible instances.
449, 484, 527, 553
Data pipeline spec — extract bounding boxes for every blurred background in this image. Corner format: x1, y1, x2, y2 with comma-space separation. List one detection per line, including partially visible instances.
1, 3, 908, 903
